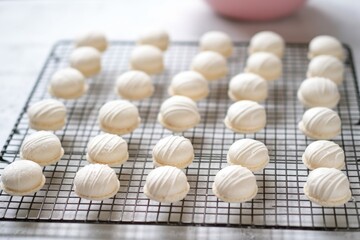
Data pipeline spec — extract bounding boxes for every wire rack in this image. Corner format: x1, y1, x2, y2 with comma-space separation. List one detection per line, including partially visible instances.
1, 41, 360, 231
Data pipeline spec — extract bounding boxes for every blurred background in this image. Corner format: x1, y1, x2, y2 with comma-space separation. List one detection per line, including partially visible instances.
0, 0, 359, 146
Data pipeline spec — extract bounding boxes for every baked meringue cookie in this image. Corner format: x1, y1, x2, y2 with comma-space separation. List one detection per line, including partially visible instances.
212, 165, 258, 203
87, 133, 129, 166
75, 30, 108, 52
299, 107, 341, 140
152, 135, 194, 168
143, 166, 190, 203
248, 31, 285, 58
74, 164, 120, 201
224, 100, 266, 133
158, 96, 201, 132
27, 99, 66, 131
20, 131, 64, 166
168, 71, 209, 101
304, 167, 351, 207
70, 46, 102, 77
115, 70, 154, 100
244, 52, 282, 81
49, 68, 88, 99
302, 140, 344, 170
308, 35, 345, 61
137, 28, 170, 51
0, 160, 45, 196
297, 77, 340, 108
228, 73, 268, 102
130, 45, 164, 75
191, 51, 228, 81
98, 100, 141, 135
199, 31, 233, 58
307, 55, 344, 85
227, 139, 269, 172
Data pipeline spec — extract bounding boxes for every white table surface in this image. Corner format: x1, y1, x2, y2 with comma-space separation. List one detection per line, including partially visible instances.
1, 0, 360, 238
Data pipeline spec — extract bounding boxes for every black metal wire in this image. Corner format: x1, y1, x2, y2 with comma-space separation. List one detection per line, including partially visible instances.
0, 41, 359, 230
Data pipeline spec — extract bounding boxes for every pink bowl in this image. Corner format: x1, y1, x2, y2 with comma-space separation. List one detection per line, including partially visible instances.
205, 0, 307, 21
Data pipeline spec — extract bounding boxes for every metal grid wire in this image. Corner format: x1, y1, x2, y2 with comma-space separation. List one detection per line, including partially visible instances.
1, 41, 360, 230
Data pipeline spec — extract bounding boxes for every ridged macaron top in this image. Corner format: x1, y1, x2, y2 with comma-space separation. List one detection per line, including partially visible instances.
297, 77, 340, 108
130, 45, 164, 75
304, 167, 351, 206
227, 139, 269, 171
20, 131, 64, 166
115, 70, 154, 100
98, 100, 141, 135
75, 30, 108, 52
137, 28, 170, 51
0, 160, 46, 196
87, 133, 128, 166
308, 35, 345, 60
168, 71, 209, 101
158, 96, 200, 132
191, 51, 228, 81
212, 165, 258, 203
244, 52, 282, 81
307, 55, 344, 85
152, 135, 194, 168
69, 46, 102, 77
228, 72, 268, 102
199, 31, 233, 57
224, 100, 266, 133
27, 99, 66, 130
144, 166, 190, 203
299, 107, 341, 140
74, 164, 120, 200
49, 68, 88, 99
248, 31, 285, 58
302, 140, 344, 170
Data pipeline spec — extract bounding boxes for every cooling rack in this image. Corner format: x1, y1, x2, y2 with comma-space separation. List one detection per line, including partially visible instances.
0, 41, 360, 231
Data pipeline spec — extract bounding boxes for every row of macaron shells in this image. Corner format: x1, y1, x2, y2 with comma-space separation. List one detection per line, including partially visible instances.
298, 37, 352, 207
210, 34, 350, 205
213, 32, 285, 203
4, 29, 274, 203
138, 32, 278, 202
92, 32, 352, 205
0, 30, 346, 206
28, 32, 344, 137
1, 31, 239, 200
0, 29, 164, 199
46, 30, 282, 203
2, 28, 284, 202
